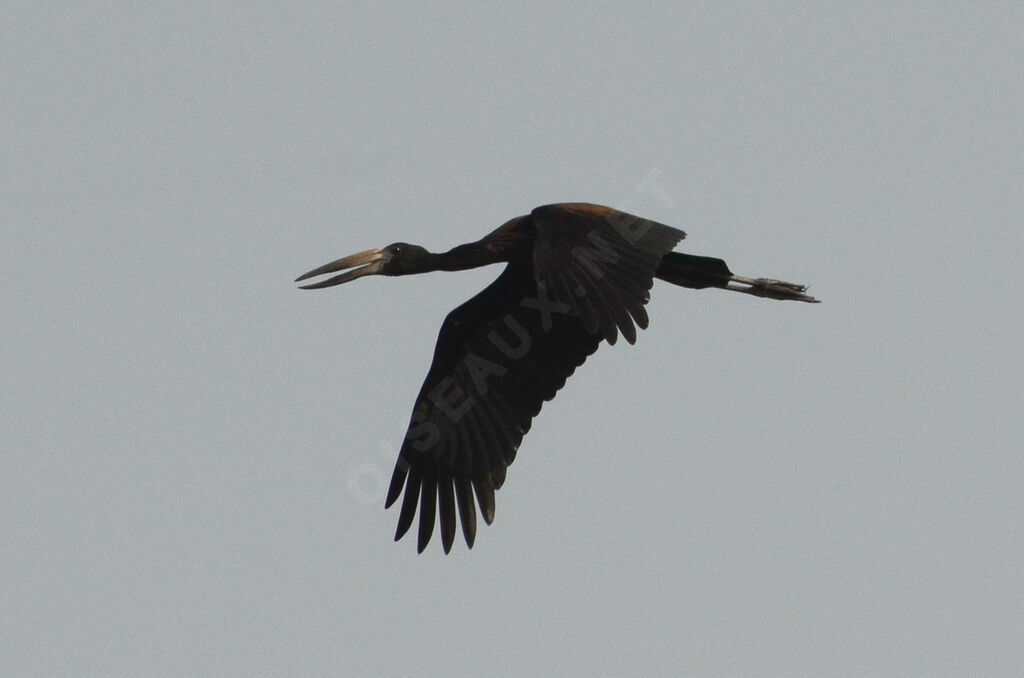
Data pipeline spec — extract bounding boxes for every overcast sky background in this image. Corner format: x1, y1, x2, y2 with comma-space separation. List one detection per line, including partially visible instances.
3, 3, 1023, 676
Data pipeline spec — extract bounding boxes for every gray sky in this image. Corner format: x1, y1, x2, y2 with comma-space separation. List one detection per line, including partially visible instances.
4, 3, 1023, 676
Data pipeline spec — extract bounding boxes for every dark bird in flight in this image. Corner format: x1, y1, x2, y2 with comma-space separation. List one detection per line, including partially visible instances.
297, 203, 817, 553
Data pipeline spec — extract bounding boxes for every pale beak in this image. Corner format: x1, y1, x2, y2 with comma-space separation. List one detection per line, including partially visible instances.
295, 248, 388, 289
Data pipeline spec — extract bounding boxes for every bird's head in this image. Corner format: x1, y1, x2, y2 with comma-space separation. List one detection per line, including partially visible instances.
295, 242, 433, 289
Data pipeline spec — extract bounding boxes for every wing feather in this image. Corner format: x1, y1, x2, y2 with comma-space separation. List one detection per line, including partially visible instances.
531, 203, 684, 345
384, 203, 684, 551
453, 477, 477, 548
417, 471, 437, 553
437, 473, 456, 554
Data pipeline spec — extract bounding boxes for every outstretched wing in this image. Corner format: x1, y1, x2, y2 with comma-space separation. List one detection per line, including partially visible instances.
385, 203, 685, 553
530, 203, 685, 345
385, 262, 601, 553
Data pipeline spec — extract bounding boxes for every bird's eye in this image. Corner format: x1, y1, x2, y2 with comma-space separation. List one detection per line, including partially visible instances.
392, 245, 402, 254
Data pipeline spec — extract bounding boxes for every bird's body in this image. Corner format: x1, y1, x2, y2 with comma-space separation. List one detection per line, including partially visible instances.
297, 203, 817, 553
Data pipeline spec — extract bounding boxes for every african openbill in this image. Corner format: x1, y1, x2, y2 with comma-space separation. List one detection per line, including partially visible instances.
297, 203, 817, 553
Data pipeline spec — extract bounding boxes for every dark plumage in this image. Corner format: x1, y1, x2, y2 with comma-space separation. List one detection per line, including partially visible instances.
297, 203, 817, 553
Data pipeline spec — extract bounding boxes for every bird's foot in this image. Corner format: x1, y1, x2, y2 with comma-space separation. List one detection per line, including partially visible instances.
727, 276, 820, 303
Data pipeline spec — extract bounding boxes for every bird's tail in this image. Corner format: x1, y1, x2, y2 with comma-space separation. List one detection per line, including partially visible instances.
656, 252, 734, 289
657, 251, 819, 303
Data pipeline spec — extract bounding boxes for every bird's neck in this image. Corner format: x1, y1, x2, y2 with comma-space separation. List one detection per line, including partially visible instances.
433, 241, 507, 272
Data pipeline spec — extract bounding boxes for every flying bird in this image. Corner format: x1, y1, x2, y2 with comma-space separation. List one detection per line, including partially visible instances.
297, 203, 817, 553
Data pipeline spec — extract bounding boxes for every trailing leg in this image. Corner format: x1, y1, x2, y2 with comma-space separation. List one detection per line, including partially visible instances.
657, 251, 818, 303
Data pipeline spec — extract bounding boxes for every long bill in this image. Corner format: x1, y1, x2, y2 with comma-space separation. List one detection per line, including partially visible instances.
295, 248, 387, 289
